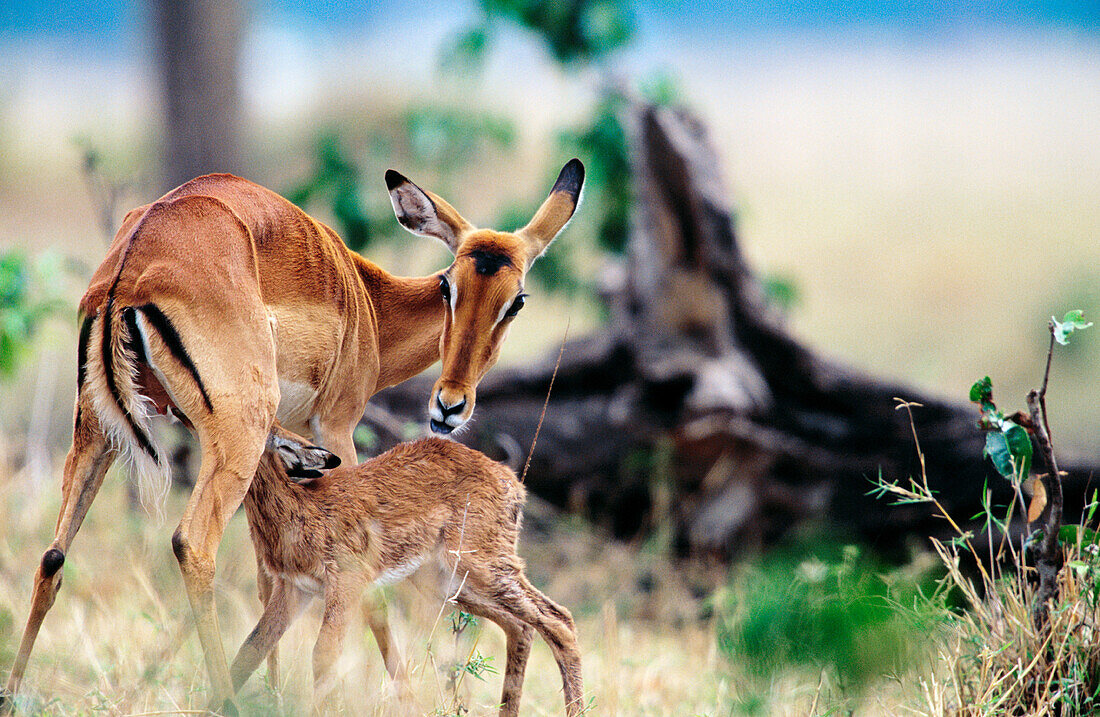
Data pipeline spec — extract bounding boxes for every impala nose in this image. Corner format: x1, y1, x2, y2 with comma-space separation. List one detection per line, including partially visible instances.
438, 395, 466, 416
429, 391, 468, 434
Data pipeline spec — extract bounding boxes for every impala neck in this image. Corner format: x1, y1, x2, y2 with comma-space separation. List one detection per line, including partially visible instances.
356, 258, 446, 391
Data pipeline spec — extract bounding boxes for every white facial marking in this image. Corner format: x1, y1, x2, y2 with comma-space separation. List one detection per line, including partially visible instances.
493, 299, 512, 327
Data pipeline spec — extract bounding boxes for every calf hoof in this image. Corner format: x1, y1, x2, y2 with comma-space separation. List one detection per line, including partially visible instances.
0, 689, 14, 716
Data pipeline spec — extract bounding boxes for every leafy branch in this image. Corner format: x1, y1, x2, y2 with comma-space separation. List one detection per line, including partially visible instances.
969, 310, 1093, 629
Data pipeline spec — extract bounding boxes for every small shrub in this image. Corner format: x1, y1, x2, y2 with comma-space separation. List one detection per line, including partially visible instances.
715, 539, 937, 710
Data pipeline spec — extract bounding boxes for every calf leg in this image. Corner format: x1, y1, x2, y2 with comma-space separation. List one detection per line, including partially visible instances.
468, 568, 584, 717
254, 554, 280, 683
315, 423, 410, 694
313, 573, 355, 712
456, 595, 536, 717
231, 580, 310, 692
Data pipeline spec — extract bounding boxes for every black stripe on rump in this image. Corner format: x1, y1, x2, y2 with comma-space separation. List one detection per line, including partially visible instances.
135, 303, 213, 412
74, 314, 94, 430
122, 307, 147, 365
76, 314, 94, 389
102, 298, 161, 462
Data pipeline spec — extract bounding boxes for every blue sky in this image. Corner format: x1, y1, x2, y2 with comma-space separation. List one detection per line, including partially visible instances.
4, 0, 1099, 47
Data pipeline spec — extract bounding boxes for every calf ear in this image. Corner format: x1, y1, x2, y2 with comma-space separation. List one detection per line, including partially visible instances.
268, 431, 341, 482
518, 158, 584, 265
386, 170, 474, 253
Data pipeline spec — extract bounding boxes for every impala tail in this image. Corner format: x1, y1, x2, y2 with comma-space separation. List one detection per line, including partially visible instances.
79, 300, 184, 513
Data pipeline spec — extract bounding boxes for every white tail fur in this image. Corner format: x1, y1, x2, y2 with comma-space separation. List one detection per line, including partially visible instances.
82, 307, 171, 515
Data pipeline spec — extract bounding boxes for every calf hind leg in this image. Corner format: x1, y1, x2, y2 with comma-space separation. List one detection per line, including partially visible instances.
469, 569, 584, 717
456, 594, 536, 717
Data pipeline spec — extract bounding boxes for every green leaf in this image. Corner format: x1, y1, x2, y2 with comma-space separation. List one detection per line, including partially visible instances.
1059, 524, 1100, 547
983, 431, 1013, 478
969, 376, 992, 405
1002, 422, 1032, 479
984, 421, 1031, 480
1053, 309, 1093, 346
1068, 560, 1091, 578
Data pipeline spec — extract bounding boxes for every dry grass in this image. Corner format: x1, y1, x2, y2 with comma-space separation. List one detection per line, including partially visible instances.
0, 449, 749, 716
4, 416, 1098, 716
875, 407, 1100, 717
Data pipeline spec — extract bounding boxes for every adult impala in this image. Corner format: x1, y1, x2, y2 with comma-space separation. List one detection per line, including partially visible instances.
1, 159, 583, 712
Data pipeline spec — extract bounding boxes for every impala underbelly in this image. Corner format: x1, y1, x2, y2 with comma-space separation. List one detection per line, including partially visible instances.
276, 378, 319, 426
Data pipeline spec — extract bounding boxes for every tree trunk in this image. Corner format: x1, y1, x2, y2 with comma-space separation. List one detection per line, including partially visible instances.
153, 0, 247, 191
368, 100, 1099, 559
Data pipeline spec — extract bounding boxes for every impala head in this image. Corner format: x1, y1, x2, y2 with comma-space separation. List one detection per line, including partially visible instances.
387, 159, 584, 434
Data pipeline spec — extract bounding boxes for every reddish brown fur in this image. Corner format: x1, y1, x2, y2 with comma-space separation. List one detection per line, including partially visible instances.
232, 433, 585, 716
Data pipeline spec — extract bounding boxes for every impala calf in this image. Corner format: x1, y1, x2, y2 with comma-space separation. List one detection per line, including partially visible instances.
233, 429, 584, 716
3, 159, 584, 712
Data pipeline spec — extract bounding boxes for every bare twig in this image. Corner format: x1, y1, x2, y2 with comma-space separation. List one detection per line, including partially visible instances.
520, 317, 570, 484
1030, 324, 1064, 630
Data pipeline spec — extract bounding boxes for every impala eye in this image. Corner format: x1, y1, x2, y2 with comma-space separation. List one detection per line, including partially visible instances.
504, 293, 527, 318
439, 276, 451, 305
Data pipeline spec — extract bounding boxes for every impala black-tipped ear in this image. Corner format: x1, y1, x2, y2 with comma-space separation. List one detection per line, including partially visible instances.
551, 158, 585, 203
269, 431, 341, 482
386, 170, 474, 253
519, 158, 585, 263
385, 169, 406, 191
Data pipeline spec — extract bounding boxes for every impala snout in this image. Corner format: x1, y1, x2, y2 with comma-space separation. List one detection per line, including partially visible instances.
429, 382, 474, 434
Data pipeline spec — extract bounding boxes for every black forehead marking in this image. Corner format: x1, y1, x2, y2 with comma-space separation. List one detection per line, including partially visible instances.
466, 249, 513, 276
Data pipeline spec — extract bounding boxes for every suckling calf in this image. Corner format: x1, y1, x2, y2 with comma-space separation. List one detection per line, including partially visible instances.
233, 429, 584, 716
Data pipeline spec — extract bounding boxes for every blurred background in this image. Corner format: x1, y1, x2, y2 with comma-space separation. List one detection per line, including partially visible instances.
2, 1, 1099, 714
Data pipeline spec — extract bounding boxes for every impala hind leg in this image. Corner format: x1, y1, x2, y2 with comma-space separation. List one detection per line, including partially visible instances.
3, 400, 114, 710
173, 398, 276, 712
456, 595, 536, 717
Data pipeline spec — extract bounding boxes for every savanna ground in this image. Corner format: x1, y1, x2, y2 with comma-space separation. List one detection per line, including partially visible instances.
2, 30, 1099, 716
0, 452, 865, 716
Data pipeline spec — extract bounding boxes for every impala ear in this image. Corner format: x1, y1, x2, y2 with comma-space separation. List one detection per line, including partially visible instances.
386, 170, 473, 253
267, 429, 341, 482
518, 158, 584, 265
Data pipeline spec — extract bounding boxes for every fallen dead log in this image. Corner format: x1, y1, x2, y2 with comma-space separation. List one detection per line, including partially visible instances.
367, 101, 1099, 559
